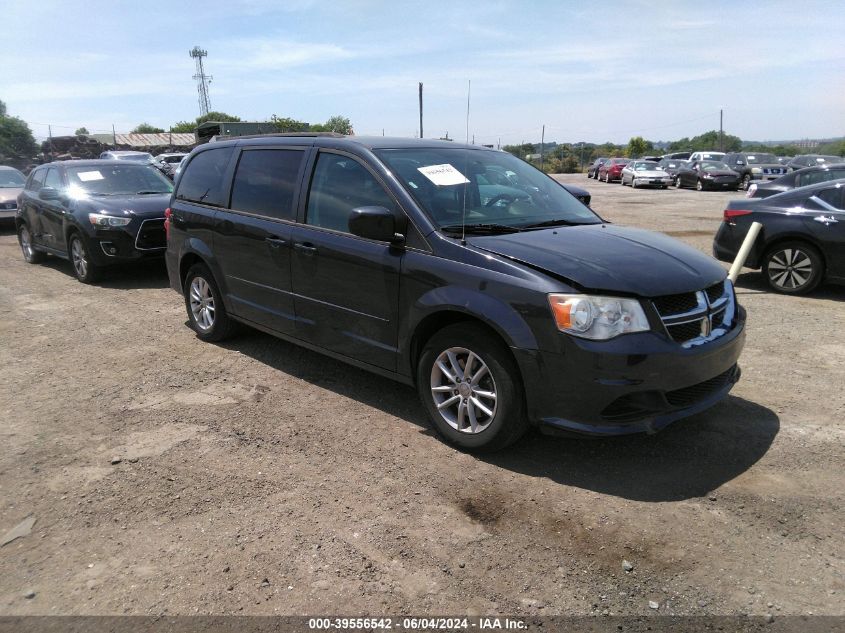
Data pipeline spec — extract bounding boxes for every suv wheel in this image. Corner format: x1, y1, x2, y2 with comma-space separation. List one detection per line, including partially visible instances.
18, 224, 45, 264
69, 233, 100, 283
184, 263, 236, 341
417, 323, 528, 451
763, 242, 823, 295
741, 174, 751, 190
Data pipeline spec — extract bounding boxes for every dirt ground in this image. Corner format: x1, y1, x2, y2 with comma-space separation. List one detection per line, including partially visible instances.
0, 175, 842, 618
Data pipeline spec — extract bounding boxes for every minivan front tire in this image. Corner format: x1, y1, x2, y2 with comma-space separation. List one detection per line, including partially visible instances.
184, 264, 236, 341
417, 323, 528, 451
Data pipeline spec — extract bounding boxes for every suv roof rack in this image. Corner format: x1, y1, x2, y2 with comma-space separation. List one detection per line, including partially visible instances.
221, 132, 348, 141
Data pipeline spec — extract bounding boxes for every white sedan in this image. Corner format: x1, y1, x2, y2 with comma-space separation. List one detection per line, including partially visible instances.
620, 161, 673, 189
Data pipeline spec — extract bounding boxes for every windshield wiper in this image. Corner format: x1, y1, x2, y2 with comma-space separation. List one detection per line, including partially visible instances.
521, 218, 585, 229
440, 223, 524, 234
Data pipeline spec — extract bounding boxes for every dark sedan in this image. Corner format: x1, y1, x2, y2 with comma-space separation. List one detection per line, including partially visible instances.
15, 160, 173, 283
713, 180, 845, 294
674, 161, 741, 191
786, 154, 841, 172
657, 158, 688, 178
587, 157, 608, 179
747, 163, 845, 198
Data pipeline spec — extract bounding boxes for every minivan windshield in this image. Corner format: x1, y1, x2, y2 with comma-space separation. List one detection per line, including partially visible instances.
65, 164, 174, 196
374, 148, 601, 231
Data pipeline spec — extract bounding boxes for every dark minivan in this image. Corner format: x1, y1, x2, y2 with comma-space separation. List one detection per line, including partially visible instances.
166, 135, 746, 450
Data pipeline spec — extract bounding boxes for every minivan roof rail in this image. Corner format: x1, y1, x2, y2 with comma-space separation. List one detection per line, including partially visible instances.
221, 132, 348, 141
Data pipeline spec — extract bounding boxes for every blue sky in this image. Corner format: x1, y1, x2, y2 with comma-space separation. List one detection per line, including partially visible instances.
2, 0, 843, 145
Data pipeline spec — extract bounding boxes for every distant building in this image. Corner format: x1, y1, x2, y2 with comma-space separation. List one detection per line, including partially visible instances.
89, 133, 195, 149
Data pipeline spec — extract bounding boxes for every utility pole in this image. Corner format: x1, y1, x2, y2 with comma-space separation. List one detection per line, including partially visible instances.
540, 124, 545, 172
112, 124, 116, 146
48, 125, 53, 155
189, 46, 212, 117
719, 109, 724, 152
418, 82, 423, 139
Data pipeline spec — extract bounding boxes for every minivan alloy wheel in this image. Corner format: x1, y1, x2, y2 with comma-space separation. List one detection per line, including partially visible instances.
189, 276, 215, 331
430, 347, 498, 434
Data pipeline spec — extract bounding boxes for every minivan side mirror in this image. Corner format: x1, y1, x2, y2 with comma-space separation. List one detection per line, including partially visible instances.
349, 206, 407, 244
38, 187, 60, 201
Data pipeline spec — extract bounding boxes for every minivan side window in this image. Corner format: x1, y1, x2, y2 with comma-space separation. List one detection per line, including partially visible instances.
229, 149, 305, 221
27, 168, 46, 191
305, 153, 395, 234
176, 147, 234, 207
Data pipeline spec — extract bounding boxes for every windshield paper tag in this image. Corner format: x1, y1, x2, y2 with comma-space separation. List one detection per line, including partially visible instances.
417, 164, 470, 186
77, 171, 104, 182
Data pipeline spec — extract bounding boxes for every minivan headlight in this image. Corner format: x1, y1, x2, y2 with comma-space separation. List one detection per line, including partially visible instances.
548, 294, 650, 340
89, 213, 131, 227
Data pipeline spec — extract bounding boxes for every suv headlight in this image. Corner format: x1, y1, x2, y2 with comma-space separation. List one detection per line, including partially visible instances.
750, 167, 762, 174
89, 213, 131, 227
548, 294, 650, 340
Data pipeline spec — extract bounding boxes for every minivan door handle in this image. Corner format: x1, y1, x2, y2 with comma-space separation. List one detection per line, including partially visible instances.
265, 236, 288, 248
293, 242, 317, 255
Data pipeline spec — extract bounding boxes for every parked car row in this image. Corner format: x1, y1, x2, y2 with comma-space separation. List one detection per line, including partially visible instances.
13, 135, 748, 451
98, 150, 188, 180
591, 157, 742, 191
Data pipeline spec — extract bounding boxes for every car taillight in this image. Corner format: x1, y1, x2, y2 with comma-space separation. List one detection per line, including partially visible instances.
723, 209, 753, 223
164, 207, 171, 240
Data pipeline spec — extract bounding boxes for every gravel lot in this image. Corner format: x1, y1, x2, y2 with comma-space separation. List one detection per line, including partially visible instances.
0, 174, 842, 618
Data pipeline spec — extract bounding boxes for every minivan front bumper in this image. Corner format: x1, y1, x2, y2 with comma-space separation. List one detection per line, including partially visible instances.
515, 306, 746, 436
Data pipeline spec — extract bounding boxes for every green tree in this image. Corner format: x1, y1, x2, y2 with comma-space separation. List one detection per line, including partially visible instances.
0, 99, 37, 160
502, 143, 536, 159
196, 111, 241, 125
131, 123, 165, 134
322, 115, 353, 135
816, 139, 845, 157
626, 136, 653, 158
170, 121, 196, 133
670, 130, 742, 153
270, 115, 311, 132
74, 127, 89, 135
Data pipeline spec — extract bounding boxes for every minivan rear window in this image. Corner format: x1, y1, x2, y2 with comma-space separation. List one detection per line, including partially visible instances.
176, 147, 234, 207
230, 149, 305, 220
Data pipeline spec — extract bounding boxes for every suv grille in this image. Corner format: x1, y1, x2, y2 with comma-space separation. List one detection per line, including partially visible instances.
135, 218, 166, 250
651, 281, 735, 346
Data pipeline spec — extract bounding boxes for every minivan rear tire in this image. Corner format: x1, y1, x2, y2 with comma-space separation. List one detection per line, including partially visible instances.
184, 264, 236, 341
417, 323, 528, 452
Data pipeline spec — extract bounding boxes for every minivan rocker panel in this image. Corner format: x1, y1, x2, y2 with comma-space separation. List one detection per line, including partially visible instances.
166, 135, 745, 451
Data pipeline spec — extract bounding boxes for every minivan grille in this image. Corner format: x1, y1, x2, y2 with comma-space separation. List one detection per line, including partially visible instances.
666, 365, 738, 407
651, 281, 734, 346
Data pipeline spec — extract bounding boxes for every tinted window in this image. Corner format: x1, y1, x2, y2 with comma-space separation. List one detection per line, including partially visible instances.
229, 149, 305, 220
27, 168, 46, 191
305, 153, 395, 233
44, 168, 63, 189
176, 147, 234, 207
815, 187, 844, 210
800, 169, 845, 186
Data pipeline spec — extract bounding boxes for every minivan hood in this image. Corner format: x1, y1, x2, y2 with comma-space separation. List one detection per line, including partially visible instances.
468, 224, 725, 297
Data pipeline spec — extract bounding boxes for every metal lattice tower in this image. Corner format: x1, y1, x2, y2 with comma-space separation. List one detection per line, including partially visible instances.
189, 46, 212, 116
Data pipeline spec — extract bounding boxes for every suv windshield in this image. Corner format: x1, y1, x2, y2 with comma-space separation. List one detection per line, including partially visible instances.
66, 165, 173, 195
374, 148, 600, 230
746, 154, 778, 165
0, 170, 25, 187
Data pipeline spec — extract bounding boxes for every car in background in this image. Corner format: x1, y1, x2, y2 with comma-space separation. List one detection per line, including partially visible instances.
15, 160, 173, 283
587, 157, 608, 179
786, 154, 841, 172
167, 135, 745, 449
597, 157, 630, 183
154, 152, 188, 178
0, 166, 26, 222
714, 180, 845, 294
657, 158, 688, 179
662, 151, 692, 160
674, 161, 741, 191
172, 155, 189, 181
747, 163, 845, 198
688, 151, 726, 163
99, 150, 155, 163
723, 152, 787, 190
562, 182, 591, 206
777, 156, 793, 166
620, 161, 672, 188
